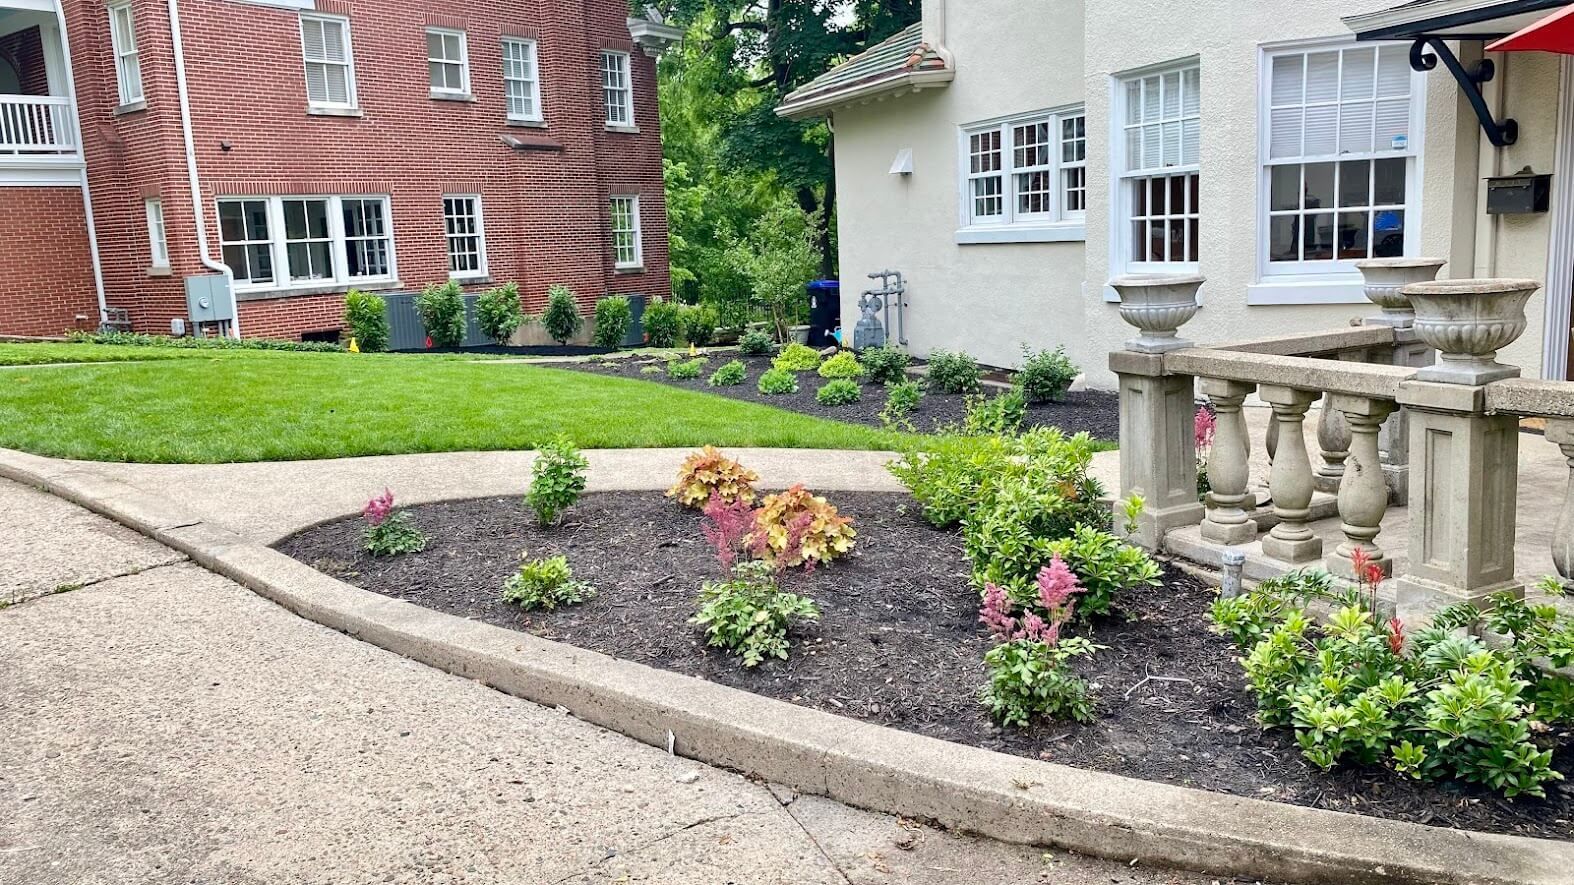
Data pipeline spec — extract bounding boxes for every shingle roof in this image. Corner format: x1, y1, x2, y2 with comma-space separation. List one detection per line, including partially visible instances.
776, 22, 952, 119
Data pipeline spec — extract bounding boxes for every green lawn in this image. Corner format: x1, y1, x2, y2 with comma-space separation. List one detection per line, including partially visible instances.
0, 342, 286, 366
0, 349, 905, 462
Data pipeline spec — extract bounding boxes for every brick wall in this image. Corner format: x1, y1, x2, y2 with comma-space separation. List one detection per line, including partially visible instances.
0, 26, 49, 96
0, 187, 98, 336
45, 0, 672, 343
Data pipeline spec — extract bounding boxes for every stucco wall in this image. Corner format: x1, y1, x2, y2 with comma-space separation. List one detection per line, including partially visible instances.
830, 0, 1087, 372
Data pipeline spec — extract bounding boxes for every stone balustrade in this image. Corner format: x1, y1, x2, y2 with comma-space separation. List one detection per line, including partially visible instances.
1110, 269, 1569, 623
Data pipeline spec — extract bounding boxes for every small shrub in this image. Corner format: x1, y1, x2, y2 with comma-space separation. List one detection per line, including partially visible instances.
745, 484, 856, 569
667, 446, 759, 510
708, 359, 747, 386
962, 390, 1026, 436
889, 427, 1101, 530
964, 482, 1126, 612
1045, 525, 1163, 618
342, 289, 389, 352
1014, 346, 1078, 403
738, 329, 774, 356
475, 283, 525, 345
860, 345, 911, 385
526, 436, 589, 527
924, 349, 981, 394
361, 489, 425, 556
642, 297, 683, 347
816, 378, 861, 406
592, 296, 633, 348
541, 285, 583, 344
690, 561, 820, 668
757, 367, 798, 395
817, 351, 864, 380
415, 281, 466, 347
667, 357, 707, 380
681, 304, 719, 347
981, 636, 1100, 726
772, 342, 823, 373
639, 364, 664, 376
878, 380, 923, 431
501, 555, 595, 611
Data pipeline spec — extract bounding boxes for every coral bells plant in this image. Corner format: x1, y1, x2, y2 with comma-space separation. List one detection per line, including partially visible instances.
361, 489, 426, 556
745, 485, 856, 569
667, 446, 760, 510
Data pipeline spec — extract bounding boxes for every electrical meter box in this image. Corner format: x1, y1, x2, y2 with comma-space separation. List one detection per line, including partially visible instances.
184, 274, 236, 325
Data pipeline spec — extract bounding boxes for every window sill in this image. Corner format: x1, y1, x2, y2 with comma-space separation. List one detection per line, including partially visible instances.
506, 118, 547, 128
113, 100, 147, 117
449, 274, 491, 284
603, 123, 640, 134
1245, 278, 1369, 306
614, 265, 645, 275
235, 279, 402, 303
147, 266, 172, 277
431, 90, 476, 102
307, 105, 363, 118
955, 223, 1085, 245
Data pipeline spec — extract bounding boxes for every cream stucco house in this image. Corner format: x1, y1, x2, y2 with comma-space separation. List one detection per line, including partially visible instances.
778, 0, 1574, 389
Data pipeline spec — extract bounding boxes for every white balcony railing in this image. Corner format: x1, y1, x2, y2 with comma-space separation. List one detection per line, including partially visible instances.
0, 95, 79, 157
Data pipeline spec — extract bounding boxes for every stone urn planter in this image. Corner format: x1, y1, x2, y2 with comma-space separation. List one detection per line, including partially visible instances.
787, 324, 812, 345
1354, 257, 1446, 327
1401, 277, 1540, 384
1110, 274, 1205, 353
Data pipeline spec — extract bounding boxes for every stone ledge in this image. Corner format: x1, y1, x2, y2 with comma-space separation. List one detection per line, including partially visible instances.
1217, 325, 1394, 357
1487, 378, 1574, 419
1164, 349, 1415, 399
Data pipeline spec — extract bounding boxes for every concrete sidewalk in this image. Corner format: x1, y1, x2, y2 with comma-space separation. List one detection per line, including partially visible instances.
0, 476, 1209, 885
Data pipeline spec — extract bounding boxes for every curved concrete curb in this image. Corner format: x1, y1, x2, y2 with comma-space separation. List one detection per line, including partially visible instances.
4, 448, 1572, 885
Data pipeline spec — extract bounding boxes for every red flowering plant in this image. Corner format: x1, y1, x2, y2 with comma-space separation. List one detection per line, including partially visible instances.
978, 556, 1102, 726
1349, 547, 1386, 614
361, 488, 426, 556
701, 492, 758, 573
692, 493, 821, 668
1194, 406, 1217, 501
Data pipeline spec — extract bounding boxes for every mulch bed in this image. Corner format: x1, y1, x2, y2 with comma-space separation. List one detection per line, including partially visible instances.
277, 490, 1574, 840
560, 353, 1121, 440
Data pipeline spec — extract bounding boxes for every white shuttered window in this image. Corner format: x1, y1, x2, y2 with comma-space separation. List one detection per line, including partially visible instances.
502, 38, 542, 122
1117, 63, 1201, 268
108, 3, 143, 106
300, 14, 356, 109
1263, 43, 1420, 272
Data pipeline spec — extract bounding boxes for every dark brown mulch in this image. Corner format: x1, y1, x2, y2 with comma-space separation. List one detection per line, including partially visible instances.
560, 353, 1121, 440
276, 491, 1574, 841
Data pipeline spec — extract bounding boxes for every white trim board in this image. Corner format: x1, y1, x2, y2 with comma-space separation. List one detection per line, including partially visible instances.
1541, 56, 1574, 381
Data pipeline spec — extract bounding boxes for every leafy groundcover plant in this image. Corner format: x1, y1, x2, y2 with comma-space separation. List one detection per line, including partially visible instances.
501, 554, 595, 611
772, 342, 823, 373
708, 359, 747, 387
691, 561, 820, 668
815, 378, 860, 406
361, 489, 425, 556
1210, 573, 1574, 798
527, 437, 589, 526
860, 345, 911, 385
757, 367, 798, 395
878, 380, 922, 431
667, 446, 759, 510
667, 357, 708, 380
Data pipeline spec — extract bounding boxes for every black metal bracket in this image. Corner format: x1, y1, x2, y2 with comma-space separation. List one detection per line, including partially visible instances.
1409, 38, 1518, 147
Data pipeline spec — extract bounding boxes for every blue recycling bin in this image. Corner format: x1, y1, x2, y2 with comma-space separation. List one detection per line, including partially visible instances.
806, 280, 841, 348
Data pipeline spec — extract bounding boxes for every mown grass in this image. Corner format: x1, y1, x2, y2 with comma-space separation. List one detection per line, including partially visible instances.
0, 348, 907, 462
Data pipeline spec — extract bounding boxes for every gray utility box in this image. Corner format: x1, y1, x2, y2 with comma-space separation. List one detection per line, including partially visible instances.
184, 274, 236, 324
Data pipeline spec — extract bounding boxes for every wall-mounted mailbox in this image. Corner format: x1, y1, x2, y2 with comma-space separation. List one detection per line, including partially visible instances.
1485, 167, 1551, 215
184, 273, 236, 325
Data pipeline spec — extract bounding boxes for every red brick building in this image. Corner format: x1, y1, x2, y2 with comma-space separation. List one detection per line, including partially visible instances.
0, 0, 678, 340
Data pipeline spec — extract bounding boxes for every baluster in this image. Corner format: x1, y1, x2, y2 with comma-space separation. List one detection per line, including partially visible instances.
1314, 392, 1350, 494
1259, 385, 1322, 563
1549, 420, 1574, 588
1200, 378, 1257, 545
1326, 395, 1398, 578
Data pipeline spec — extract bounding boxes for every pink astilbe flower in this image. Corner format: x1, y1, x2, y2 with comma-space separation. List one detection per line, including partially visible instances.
1194, 407, 1216, 450
362, 488, 395, 527
1036, 556, 1083, 614
702, 492, 757, 572
980, 583, 1019, 642
980, 560, 1084, 645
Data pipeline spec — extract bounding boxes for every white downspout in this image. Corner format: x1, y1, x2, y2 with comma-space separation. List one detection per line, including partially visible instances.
50, 3, 107, 327
921, 0, 953, 67
167, 0, 240, 337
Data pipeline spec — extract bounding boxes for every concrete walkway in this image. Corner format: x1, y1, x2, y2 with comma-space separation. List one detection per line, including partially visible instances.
0, 476, 1211, 884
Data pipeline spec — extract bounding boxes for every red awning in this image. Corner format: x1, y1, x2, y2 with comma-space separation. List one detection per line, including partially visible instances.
1487, 4, 1574, 53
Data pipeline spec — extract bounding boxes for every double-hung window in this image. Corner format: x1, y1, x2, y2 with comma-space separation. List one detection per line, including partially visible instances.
502, 38, 542, 123
443, 195, 486, 280
218, 195, 395, 293
145, 199, 169, 270
600, 51, 633, 127
958, 108, 1086, 241
427, 28, 470, 97
108, 2, 143, 107
1262, 43, 1419, 275
1115, 62, 1201, 269
300, 14, 356, 110
610, 196, 642, 269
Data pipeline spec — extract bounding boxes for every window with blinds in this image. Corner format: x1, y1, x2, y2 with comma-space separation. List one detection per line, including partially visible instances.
1263, 44, 1418, 271
1117, 63, 1200, 267
299, 14, 355, 109
502, 38, 543, 122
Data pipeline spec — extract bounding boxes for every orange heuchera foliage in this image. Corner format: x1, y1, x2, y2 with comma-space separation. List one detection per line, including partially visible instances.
667, 446, 761, 510
746, 484, 856, 568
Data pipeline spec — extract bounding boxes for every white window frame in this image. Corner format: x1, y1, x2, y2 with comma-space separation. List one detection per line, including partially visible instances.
107, 2, 143, 107
299, 13, 357, 111
443, 195, 487, 281
217, 195, 397, 295
955, 106, 1087, 244
145, 198, 169, 270
600, 50, 633, 127
426, 27, 471, 97
502, 37, 543, 123
1255, 38, 1426, 289
1111, 59, 1202, 276
609, 195, 642, 269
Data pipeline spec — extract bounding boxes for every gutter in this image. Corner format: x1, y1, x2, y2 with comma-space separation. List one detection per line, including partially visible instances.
167, 0, 241, 338
777, 67, 955, 119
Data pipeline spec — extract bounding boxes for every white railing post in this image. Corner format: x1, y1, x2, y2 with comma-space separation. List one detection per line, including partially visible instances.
0, 95, 78, 155
1258, 385, 1322, 564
